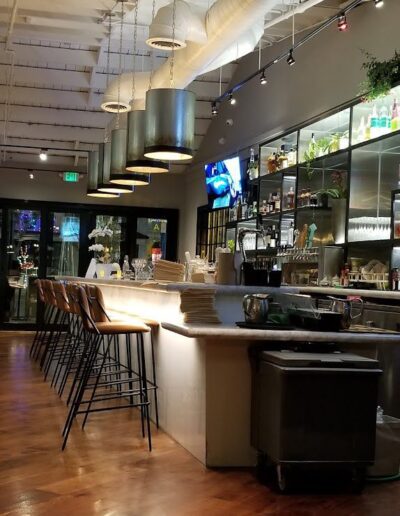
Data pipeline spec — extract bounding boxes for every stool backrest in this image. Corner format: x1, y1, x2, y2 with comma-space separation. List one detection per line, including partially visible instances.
42, 279, 57, 307
52, 281, 70, 313
65, 283, 80, 315
36, 279, 45, 303
77, 286, 98, 333
84, 284, 109, 323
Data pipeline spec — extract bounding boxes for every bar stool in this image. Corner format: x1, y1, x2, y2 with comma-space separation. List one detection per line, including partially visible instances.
61, 285, 152, 451
85, 284, 160, 428
30, 279, 46, 359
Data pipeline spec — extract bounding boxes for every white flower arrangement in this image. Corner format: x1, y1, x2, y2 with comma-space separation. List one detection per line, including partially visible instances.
88, 225, 113, 263
88, 227, 113, 240
88, 243, 104, 252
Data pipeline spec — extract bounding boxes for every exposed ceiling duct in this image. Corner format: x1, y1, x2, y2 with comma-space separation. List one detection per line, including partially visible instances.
101, 0, 279, 112
146, 0, 207, 50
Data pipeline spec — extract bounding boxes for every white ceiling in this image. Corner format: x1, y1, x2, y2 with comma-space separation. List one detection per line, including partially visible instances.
0, 0, 344, 177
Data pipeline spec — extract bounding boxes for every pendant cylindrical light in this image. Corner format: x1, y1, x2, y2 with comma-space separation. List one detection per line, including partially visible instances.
98, 142, 133, 194
144, 88, 196, 161
126, 110, 169, 174
87, 149, 119, 198
110, 124, 149, 186
109, 127, 129, 185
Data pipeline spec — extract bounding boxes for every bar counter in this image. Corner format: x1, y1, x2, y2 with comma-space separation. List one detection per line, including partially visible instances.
61, 277, 400, 467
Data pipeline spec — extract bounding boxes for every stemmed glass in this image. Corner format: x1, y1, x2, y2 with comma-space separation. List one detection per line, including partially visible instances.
131, 258, 149, 281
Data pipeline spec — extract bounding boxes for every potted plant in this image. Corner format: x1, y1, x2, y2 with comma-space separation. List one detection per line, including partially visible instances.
317, 171, 347, 244
360, 50, 400, 101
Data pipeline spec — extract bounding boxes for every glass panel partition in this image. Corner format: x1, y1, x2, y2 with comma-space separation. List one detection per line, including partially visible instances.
95, 215, 127, 263
299, 108, 350, 164
348, 134, 400, 242
47, 213, 80, 277
352, 85, 400, 146
6, 209, 41, 323
136, 218, 168, 261
259, 131, 297, 177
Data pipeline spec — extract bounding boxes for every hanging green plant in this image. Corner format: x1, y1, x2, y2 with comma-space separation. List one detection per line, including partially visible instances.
360, 50, 400, 102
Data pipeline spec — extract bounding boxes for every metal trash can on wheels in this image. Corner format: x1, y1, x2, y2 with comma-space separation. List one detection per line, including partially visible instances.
250, 350, 382, 492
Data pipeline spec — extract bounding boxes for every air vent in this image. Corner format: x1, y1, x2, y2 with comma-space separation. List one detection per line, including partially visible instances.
146, 37, 186, 51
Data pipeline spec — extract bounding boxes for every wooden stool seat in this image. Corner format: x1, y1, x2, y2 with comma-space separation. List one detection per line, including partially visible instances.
137, 317, 159, 328
92, 321, 150, 335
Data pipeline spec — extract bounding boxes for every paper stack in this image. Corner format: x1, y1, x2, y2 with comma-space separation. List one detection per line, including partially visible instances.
153, 260, 185, 282
180, 288, 221, 324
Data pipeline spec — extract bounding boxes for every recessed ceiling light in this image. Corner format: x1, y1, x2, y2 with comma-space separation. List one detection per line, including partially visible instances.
39, 149, 47, 161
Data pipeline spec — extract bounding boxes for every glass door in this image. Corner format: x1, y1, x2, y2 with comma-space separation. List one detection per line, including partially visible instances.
136, 217, 167, 261
47, 212, 80, 277
6, 209, 41, 323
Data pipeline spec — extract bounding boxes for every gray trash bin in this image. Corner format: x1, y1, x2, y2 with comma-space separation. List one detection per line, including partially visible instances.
368, 415, 400, 477
251, 350, 382, 490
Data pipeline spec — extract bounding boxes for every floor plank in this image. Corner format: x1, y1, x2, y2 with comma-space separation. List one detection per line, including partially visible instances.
1, 332, 400, 515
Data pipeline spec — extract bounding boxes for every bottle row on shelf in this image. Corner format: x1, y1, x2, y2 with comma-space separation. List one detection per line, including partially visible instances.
264, 146, 297, 174
355, 99, 400, 144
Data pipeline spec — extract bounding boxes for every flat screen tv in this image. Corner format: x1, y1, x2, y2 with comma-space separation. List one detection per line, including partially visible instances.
204, 156, 242, 209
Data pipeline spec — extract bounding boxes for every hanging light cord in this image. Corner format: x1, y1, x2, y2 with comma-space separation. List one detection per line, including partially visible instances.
130, 0, 139, 107
106, 12, 112, 89
116, 0, 125, 129
148, 0, 156, 90
169, 0, 177, 88
292, 5, 295, 48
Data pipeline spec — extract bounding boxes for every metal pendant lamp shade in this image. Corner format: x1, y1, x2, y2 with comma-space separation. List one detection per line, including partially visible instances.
109, 127, 134, 186
144, 88, 196, 161
87, 149, 119, 198
126, 110, 169, 174
97, 142, 133, 194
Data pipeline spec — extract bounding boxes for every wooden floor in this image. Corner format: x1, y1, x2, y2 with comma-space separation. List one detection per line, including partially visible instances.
1, 333, 400, 516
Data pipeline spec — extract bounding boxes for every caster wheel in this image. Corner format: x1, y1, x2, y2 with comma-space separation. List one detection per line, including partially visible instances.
276, 464, 291, 494
350, 467, 366, 494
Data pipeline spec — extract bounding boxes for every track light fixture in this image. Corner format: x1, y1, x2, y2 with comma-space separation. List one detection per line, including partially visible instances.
229, 93, 236, 105
39, 149, 47, 161
260, 71, 267, 85
374, 0, 384, 8
337, 13, 348, 31
211, 101, 218, 116
287, 49, 295, 66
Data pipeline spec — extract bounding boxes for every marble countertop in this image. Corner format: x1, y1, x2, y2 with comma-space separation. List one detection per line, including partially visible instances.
59, 277, 400, 301
161, 322, 400, 345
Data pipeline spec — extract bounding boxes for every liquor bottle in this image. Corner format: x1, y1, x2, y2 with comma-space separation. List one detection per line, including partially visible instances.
379, 105, 390, 134
310, 191, 318, 207
305, 188, 311, 207
236, 195, 242, 220
274, 192, 281, 212
260, 199, 267, 215
391, 99, 400, 132
357, 116, 366, 143
247, 147, 259, 180
365, 114, 372, 140
370, 105, 380, 138
287, 186, 295, 209
264, 226, 272, 248
268, 193, 275, 213
252, 201, 258, 217
287, 222, 294, 247
270, 225, 277, 248
122, 255, 130, 278
288, 148, 296, 167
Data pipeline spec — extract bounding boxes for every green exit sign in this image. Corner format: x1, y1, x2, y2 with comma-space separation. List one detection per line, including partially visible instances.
63, 171, 79, 183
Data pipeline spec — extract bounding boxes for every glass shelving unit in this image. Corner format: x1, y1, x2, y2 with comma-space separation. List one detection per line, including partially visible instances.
259, 131, 297, 177
352, 85, 400, 146
392, 190, 400, 240
298, 108, 350, 164
212, 83, 400, 289
348, 134, 400, 242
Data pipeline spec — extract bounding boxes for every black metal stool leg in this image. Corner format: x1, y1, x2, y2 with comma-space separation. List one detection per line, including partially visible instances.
149, 331, 159, 428
139, 332, 152, 451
